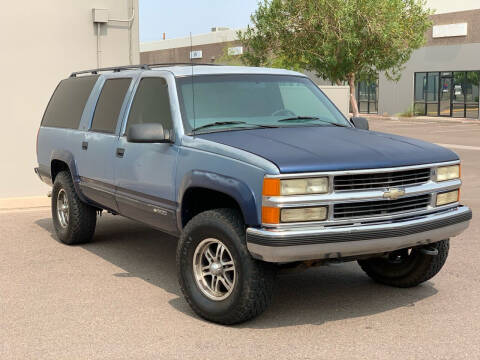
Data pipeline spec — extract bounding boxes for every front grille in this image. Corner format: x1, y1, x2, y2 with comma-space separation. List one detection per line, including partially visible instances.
334, 168, 431, 191
334, 194, 431, 219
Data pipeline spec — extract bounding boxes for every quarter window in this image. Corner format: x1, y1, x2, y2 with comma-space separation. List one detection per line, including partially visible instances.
125, 78, 173, 134
42, 76, 99, 129
90, 78, 132, 133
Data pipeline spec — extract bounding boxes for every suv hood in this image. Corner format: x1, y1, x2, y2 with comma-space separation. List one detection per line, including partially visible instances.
196, 127, 458, 173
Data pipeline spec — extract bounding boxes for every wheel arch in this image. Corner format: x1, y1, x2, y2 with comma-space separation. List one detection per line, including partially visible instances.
177, 170, 259, 229
49, 150, 89, 203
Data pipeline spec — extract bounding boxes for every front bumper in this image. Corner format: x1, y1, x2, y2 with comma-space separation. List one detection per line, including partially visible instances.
246, 206, 472, 262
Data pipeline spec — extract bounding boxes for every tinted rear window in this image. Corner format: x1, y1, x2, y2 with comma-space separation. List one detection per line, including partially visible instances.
90, 78, 132, 133
42, 76, 99, 129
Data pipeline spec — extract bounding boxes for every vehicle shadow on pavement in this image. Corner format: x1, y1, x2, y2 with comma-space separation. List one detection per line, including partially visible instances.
36, 214, 438, 328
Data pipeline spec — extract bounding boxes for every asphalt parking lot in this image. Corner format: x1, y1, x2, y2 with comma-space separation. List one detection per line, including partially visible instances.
2, 118, 479, 359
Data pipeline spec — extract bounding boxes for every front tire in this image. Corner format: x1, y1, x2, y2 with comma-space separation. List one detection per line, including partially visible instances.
52, 171, 97, 245
177, 208, 276, 325
358, 240, 449, 288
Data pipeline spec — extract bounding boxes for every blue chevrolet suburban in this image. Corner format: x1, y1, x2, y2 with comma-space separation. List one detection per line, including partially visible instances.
36, 64, 472, 324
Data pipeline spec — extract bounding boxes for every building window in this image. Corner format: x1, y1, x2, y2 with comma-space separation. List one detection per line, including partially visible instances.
190, 50, 203, 59
414, 71, 479, 119
228, 46, 243, 56
355, 80, 378, 114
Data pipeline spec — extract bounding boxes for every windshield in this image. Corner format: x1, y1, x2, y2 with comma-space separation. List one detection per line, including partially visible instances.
176, 74, 350, 134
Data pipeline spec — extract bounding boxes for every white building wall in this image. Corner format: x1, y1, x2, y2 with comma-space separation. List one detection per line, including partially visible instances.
425, 0, 479, 14
0, 1, 139, 198
140, 28, 243, 52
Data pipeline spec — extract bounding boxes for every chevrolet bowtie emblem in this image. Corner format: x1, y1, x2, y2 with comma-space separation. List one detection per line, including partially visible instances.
383, 188, 406, 200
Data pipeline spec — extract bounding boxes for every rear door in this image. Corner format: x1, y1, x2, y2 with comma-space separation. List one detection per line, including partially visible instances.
78, 76, 135, 211
113, 74, 179, 233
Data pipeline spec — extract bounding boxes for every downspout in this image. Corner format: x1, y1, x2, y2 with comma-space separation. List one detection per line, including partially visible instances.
96, 22, 101, 67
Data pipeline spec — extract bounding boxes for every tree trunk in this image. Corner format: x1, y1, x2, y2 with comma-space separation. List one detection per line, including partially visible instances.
348, 73, 359, 117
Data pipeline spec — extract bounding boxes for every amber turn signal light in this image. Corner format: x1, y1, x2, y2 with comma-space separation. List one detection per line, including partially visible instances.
263, 178, 280, 196
262, 206, 280, 224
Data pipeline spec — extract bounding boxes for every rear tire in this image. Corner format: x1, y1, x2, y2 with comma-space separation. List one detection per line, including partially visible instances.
177, 208, 276, 325
358, 240, 449, 288
52, 171, 97, 245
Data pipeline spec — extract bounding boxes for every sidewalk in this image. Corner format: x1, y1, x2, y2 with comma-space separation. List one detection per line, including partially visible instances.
362, 113, 480, 125
0, 196, 50, 211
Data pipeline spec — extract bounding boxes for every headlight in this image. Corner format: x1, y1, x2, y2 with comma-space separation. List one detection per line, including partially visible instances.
263, 177, 329, 196
436, 165, 460, 182
436, 190, 459, 206
280, 207, 328, 222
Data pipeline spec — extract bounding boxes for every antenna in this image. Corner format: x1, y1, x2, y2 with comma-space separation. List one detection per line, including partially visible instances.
190, 32, 196, 136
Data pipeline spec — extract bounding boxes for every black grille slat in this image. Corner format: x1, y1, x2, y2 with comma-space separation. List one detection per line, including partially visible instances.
334, 168, 431, 191
334, 173, 430, 183
335, 196, 431, 210
334, 177, 431, 186
334, 194, 431, 219
335, 205, 428, 218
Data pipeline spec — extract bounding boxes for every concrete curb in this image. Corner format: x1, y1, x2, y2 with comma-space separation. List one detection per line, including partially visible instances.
363, 114, 480, 125
0, 196, 50, 210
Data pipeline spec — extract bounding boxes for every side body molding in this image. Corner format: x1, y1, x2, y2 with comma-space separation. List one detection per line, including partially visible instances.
177, 170, 259, 229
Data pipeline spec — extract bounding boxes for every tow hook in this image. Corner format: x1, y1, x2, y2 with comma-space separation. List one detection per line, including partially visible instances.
419, 245, 439, 256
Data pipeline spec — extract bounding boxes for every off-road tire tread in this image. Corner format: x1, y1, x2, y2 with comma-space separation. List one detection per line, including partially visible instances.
52, 171, 96, 245
358, 240, 449, 288
177, 208, 275, 325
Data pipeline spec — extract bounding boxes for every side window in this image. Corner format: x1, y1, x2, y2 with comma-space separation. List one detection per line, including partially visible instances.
90, 78, 132, 133
42, 75, 99, 129
125, 77, 173, 134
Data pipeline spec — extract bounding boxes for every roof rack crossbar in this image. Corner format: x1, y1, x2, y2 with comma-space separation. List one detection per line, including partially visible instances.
70, 64, 151, 77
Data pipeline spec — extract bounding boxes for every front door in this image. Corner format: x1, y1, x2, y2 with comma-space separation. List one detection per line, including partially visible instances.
114, 75, 179, 234
439, 77, 452, 117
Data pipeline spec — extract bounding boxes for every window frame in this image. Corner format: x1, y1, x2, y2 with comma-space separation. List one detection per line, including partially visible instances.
355, 79, 379, 114
175, 73, 350, 135
41, 75, 100, 130
89, 77, 134, 134
121, 76, 175, 137
413, 70, 480, 119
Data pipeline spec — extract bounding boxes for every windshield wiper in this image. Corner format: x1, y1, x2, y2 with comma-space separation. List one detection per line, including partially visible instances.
278, 116, 348, 127
192, 121, 247, 131
192, 121, 277, 132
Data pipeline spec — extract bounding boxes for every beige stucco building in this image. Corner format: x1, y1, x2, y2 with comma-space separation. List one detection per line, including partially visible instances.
1, 1, 139, 199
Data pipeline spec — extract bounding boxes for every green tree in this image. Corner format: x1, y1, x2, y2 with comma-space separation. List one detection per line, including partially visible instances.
239, 0, 433, 116
214, 43, 245, 66
215, 42, 301, 70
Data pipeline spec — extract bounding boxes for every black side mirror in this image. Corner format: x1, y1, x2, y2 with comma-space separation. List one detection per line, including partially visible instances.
351, 117, 369, 130
127, 123, 172, 143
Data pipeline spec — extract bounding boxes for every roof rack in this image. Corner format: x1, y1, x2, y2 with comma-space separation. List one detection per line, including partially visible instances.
70, 64, 151, 77
148, 62, 220, 68
69, 62, 220, 77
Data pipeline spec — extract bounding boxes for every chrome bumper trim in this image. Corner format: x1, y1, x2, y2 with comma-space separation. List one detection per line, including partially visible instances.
246, 206, 472, 263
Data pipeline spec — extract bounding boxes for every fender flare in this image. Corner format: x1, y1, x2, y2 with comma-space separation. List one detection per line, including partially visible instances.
177, 170, 260, 229
49, 150, 89, 204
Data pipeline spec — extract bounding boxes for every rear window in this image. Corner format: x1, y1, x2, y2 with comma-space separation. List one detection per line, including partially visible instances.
90, 78, 132, 133
42, 76, 99, 129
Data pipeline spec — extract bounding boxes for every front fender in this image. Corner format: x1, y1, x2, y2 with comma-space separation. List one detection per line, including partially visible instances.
177, 170, 259, 229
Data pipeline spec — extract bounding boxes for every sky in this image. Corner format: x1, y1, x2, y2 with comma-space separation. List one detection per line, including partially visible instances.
139, 0, 259, 43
